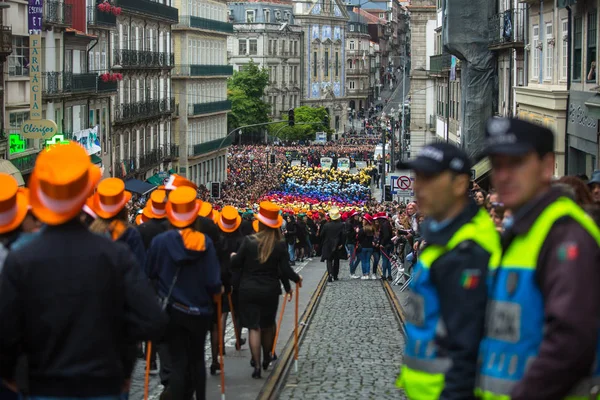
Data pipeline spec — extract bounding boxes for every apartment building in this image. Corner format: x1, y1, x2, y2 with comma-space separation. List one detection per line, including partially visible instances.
5, 0, 115, 182
294, 0, 349, 135
172, 0, 231, 186
516, 0, 568, 175
346, 8, 372, 113
111, 0, 179, 182
228, 1, 302, 119
0, 3, 12, 162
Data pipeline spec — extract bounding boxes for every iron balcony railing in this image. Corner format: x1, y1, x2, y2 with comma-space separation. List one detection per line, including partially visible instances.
113, 49, 175, 69
188, 136, 233, 157
87, 5, 117, 27
189, 100, 232, 116
173, 64, 234, 77
114, 144, 178, 177
10, 152, 39, 173
176, 15, 233, 34
114, 98, 175, 124
44, 0, 73, 27
42, 72, 98, 95
489, 8, 526, 47
429, 53, 452, 74
97, 76, 118, 93
347, 68, 369, 75
115, 0, 178, 23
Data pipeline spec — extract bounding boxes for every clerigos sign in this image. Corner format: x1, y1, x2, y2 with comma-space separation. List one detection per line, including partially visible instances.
21, 0, 58, 139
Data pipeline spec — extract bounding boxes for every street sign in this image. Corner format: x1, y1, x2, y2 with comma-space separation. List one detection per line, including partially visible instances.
390, 175, 414, 195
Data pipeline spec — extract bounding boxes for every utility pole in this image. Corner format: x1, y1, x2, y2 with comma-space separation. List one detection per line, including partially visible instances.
400, 57, 406, 161
381, 122, 386, 203
390, 116, 395, 172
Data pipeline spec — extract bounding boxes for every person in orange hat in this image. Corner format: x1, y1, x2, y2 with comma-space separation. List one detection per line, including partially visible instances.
0, 174, 29, 270
231, 201, 301, 379
164, 174, 198, 192
146, 186, 222, 400
138, 189, 169, 250
0, 142, 167, 398
1, 184, 43, 254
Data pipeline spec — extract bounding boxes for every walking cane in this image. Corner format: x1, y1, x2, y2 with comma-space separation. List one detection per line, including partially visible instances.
294, 282, 301, 373
227, 292, 241, 350
143, 341, 152, 400
217, 295, 225, 400
271, 292, 292, 358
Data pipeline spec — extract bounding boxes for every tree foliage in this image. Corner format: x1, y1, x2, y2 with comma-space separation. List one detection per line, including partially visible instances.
227, 60, 270, 136
268, 106, 332, 141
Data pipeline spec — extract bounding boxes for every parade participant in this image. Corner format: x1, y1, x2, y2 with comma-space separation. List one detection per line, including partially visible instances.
476, 118, 600, 400
81, 203, 98, 227
146, 186, 222, 400
375, 212, 394, 281
318, 206, 345, 282
87, 178, 146, 268
357, 214, 375, 280
345, 210, 361, 278
0, 142, 167, 398
137, 189, 169, 249
231, 201, 301, 379
396, 142, 501, 400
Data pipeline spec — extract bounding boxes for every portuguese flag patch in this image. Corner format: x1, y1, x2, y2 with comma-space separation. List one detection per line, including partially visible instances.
461, 269, 481, 290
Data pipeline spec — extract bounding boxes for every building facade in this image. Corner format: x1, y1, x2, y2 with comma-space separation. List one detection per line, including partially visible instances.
173, 0, 231, 186
516, 0, 568, 176
346, 8, 371, 113
228, 1, 302, 119
293, 0, 349, 136
111, 0, 178, 182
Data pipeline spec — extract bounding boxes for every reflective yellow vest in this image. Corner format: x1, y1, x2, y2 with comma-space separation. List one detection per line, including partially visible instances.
397, 208, 501, 400
476, 197, 600, 400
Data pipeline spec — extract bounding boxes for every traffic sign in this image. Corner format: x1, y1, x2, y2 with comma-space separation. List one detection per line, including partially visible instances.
390, 175, 414, 195
398, 175, 412, 190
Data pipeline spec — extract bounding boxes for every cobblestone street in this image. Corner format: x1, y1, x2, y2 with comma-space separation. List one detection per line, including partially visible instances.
278, 262, 407, 400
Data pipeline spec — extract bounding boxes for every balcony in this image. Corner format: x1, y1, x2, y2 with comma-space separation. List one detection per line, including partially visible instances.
347, 68, 369, 76
173, 64, 234, 77
429, 53, 452, 75
114, 98, 175, 124
97, 76, 118, 93
115, 0, 178, 23
44, 0, 73, 27
42, 72, 98, 96
175, 15, 233, 34
188, 136, 233, 157
489, 9, 525, 50
10, 152, 39, 174
113, 49, 174, 69
87, 5, 117, 28
114, 144, 178, 178
189, 100, 232, 116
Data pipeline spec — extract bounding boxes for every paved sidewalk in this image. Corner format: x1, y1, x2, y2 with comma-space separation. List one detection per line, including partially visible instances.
278, 262, 407, 400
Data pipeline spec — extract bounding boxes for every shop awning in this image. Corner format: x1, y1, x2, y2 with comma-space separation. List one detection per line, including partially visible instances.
124, 179, 156, 195
0, 159, 25, 186
146, 169, 178, 186
472, 157, 491, 181
90, 154, 102, 165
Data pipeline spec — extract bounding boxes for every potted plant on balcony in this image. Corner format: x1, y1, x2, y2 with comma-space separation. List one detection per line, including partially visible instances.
110, 5, 122, 15
100, 73, 111, 82
97, 2, 110, 12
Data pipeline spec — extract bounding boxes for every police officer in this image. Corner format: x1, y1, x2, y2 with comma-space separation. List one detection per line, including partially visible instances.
395, 142, 501, 400
476, 118, 600, 399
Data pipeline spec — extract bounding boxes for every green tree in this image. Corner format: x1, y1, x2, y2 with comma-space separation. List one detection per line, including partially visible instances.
268, 106, 332, 141
227, 60, 270, 141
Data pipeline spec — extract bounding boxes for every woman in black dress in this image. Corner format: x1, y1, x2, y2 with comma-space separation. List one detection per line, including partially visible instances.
231, 201, 302, 379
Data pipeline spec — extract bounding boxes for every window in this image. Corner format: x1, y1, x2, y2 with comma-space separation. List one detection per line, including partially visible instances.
9, 112, 33, 151
587, 11, 597, 82
324, 50, 329, 77
264, 9, 270, 22
349, 81, 355, 89
238, 39, 247, 55
562, 18, 568, 80
335, 52, 339, 77
8, 36, 29, 77
379, 12, 385, 20
350, 25, 355, 32
573, 16, 582, 80
249, 39, 257, 55
246, 10, 255, 23
313, 51, 317, 78
349, 40, 355, 50
532, 24, 539, 79
545, 22, 553, 80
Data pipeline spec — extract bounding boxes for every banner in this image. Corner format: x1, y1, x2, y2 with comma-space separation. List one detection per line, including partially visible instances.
73, 126, 101, 155
320, 157, 333, 169
337, 157, 350, 171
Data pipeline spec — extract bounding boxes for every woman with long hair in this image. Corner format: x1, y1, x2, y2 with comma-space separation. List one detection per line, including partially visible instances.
358, 214, 375, 280
231, 201, 301, 379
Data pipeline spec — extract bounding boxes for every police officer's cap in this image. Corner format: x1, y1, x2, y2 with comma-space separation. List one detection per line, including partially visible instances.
483, 117, 554, 157
396, 142, 471, 176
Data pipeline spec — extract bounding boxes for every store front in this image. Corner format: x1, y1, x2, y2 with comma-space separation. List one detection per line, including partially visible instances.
567, 90, 598, 177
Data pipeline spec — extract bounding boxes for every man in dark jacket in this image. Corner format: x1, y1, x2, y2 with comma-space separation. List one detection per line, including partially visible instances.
395, 142, 501, 400
137, 189, 169, 250
0, 143, 167, 398
319, 207, 345, 282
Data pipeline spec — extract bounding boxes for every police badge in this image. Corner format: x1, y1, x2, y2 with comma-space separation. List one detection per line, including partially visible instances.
506, 271, 519, 296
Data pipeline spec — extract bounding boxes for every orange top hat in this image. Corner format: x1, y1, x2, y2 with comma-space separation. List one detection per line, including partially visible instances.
198, 201, 213, 218
29, 142, 102, 225
217, 205, 242, 233
166, 186, 201, 228
256, 201, 283, 229
143, 189, 168, 219
252, 219, 259, 233
0, 174, 29, 234
87, 178, 132, 220
164, 174, 198, 191
135, 213, 147, 225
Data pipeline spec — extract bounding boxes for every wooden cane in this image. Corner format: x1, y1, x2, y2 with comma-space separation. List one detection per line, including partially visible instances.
271, 293, 291, 357
294, 283, 300, 373
227, 292, 241, 350
144, 341, 152, 400
217, 295, 225, 400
